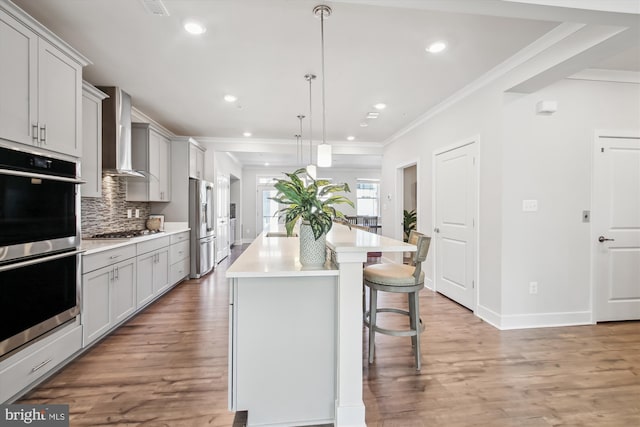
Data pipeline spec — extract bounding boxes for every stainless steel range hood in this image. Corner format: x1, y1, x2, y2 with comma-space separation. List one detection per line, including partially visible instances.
97, 86, 144, 177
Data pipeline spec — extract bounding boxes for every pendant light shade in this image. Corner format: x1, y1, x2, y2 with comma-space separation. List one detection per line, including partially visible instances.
306, 164, 317, 179
317, 143, 332, 167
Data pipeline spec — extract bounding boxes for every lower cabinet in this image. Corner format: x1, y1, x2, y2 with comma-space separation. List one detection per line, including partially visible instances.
0, 322, 82, 403
81, 232, 185, 349
169, 231, 190, 286
136, 246, 170, 308
82, 256, 136, 347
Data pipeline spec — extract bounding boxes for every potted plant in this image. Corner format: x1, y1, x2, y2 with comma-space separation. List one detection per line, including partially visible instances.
271, 168, 354, 265
403, 209, 417, 242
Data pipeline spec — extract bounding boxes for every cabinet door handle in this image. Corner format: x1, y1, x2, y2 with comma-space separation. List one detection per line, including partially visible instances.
32, 124, 39, 144
40, 124, 47, 144
115, 266, 119, 280
31, 358, 53, 373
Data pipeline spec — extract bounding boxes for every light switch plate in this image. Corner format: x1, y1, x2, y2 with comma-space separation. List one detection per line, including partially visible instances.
522, 199, 538, 212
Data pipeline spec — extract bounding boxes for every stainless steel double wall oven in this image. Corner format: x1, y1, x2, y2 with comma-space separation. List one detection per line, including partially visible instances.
0, 145, 82, 358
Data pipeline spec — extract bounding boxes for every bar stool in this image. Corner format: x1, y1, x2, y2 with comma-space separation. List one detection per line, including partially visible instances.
363, 232, 431, 370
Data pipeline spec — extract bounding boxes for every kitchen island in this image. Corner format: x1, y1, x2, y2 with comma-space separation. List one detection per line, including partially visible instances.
226, 224, 413, 426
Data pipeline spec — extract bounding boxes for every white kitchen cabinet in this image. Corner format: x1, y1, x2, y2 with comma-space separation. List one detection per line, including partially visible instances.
82, 257, 136, 347
128, 123, 171, 202
136, 235, 170, 308
169, 231, 190, 286
0, 321, 82, 403
0, 5, 87, 157
189, 142, 205, 179
81, 245, 137, 347
81, 82, 108, 197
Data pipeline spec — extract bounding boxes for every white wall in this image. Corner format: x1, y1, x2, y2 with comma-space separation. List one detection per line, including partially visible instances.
501, 79, 640, 325
381, 76, 640, 328
381, 82, 505, 315
241, 167, 381, 241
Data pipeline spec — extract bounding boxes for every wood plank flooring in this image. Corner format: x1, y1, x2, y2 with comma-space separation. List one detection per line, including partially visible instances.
19, 245, 640, 426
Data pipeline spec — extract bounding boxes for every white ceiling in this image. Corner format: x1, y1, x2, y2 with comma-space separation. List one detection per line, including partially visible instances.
11, 0, 640, 169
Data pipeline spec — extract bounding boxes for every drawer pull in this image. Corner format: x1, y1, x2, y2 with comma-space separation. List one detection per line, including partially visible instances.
31, 358, 53, 373
109, 255, 121, 259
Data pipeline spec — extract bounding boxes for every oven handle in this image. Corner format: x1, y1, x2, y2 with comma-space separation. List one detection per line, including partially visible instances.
0, 249, 84, 273
0, 168, 86, 184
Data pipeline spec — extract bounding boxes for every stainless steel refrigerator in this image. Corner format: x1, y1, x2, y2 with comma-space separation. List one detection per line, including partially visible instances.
189, 179, 215, 278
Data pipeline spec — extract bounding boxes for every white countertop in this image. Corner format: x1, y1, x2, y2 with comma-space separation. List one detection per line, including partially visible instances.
326, 223, 415, 253
226, 223, 414, 278
80, 226, 190, 255
226, 232, 338, 278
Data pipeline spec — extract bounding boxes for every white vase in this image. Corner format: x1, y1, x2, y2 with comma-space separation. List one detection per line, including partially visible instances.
299, 222, 327, 266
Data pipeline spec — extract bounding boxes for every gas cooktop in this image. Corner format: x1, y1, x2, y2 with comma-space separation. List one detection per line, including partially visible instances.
88, 229, 162, 239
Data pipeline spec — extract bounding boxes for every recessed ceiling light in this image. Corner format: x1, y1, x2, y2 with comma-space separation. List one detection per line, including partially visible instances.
373, 103, 386, 110
426, 41, 447, 53
359, 122, 369, 127
243, 132, 252, 137
184, 21, 206, 35
347, 136, 355, 141
264, 162, 270, 166
224, 94, 237, 103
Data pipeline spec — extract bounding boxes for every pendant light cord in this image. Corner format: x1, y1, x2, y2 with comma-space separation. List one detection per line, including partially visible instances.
307, 75, 314, 164
320, 10, 326, 146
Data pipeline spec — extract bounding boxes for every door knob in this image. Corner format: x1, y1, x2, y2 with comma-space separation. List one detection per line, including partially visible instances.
598, 236, 615, 242
434, 227, 440, 233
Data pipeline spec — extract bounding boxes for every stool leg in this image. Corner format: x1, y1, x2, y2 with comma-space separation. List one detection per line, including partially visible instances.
368, 288, 377, 364
409, 293, 416, 349
412, 291, 421, 371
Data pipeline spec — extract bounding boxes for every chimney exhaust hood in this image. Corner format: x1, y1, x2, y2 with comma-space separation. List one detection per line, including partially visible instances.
97, 86, 144, 178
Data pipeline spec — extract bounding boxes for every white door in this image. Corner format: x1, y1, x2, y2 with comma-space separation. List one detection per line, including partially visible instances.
594, 135, 640, 321
216, 174, 230, 262
257, 185, 286, 235
434, 141, 477, 310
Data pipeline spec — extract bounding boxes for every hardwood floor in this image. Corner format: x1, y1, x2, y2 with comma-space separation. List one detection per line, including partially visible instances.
19, 245, 640, 426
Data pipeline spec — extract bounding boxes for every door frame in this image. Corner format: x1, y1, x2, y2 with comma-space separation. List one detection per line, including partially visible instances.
432, 135, 480, 312
590, 129, 640, 323
395, 160, 419, 243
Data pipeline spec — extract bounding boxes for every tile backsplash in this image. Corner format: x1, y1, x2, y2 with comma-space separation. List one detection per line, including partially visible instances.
81, 175, 150, 238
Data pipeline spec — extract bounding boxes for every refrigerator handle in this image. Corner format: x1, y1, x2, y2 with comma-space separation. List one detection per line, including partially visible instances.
205, 202, 214, 232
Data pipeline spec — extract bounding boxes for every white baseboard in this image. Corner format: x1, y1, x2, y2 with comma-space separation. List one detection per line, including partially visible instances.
476, 304, 502, 329
499, 310, 593, 330
424, 277, 434, 291
476, 306, 593, 330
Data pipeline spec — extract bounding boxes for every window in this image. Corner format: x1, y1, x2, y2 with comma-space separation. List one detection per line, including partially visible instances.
356, 179, 380, 216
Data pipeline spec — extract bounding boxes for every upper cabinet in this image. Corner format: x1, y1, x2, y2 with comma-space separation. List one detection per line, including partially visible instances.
0, 3, 89, 158
81, 82, 108, 198
189, 142, 205, 180
127, 123, 171, 202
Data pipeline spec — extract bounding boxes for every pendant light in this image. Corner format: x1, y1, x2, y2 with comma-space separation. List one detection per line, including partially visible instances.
314, 5, 332, 168
304, 73, 317, 179
297, 114, 305, 166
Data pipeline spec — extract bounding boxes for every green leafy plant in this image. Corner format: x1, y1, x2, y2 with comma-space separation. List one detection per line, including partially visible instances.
403, 209, 417, 242
271, 168, 354, 240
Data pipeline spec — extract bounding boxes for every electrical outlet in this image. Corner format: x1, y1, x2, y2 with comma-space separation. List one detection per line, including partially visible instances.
529, 281, 538, 295
127, 209, 132, 219
522, 199, 538, 212
135, 209, 140, 218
